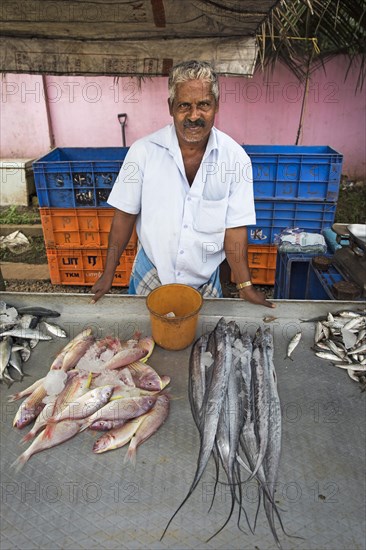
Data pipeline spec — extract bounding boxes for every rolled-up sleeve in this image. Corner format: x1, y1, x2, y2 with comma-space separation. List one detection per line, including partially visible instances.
225, 147, 256, 228
107, 142, 145, 214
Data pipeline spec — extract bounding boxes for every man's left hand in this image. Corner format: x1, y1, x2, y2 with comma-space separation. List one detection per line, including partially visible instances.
238, 285, 276, 308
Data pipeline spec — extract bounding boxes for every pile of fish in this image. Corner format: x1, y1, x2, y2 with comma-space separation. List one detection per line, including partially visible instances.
305, 309, 366, 390
1, 301, 67, 385
9, 327, 170, 468
161, 317, 288, 548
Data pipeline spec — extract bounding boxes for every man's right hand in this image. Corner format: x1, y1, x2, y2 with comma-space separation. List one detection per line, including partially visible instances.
90, 273, 114, 303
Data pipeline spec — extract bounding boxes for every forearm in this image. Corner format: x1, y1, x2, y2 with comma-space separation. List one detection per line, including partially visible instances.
224, 226, 275, 308
224, 226, 251, 284
103, 209, 137, 275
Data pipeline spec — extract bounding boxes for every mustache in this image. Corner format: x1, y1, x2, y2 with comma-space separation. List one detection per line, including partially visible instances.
183, 119, 205, 128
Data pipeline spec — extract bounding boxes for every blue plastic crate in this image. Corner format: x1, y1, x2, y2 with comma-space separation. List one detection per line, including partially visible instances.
274, 252, 325, 299
33, 147, 129, 207
305, 264, 344, 300
305, 264, 364, 301
244, 145, 343, 201
248, 200, 337, 244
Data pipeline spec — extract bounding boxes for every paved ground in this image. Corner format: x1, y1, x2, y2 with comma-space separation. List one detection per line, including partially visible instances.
1, 262, 50, 280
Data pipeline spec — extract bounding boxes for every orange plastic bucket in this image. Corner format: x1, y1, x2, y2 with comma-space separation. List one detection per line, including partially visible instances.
146, 284, 203, 351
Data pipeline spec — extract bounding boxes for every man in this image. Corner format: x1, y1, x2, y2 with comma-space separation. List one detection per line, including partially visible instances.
91, 60, 274, 308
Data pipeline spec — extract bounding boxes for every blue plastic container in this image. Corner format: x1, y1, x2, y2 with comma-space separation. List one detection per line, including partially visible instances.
305, 264, 364, 301
33, 148, 129, 207
305, 264, 344, 300
248, 200, 337, 244
244, 145, 342, 201
274, 252, 323, 299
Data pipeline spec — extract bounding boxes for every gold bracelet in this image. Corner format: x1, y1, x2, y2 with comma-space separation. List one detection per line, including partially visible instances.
236, 280, 252, 290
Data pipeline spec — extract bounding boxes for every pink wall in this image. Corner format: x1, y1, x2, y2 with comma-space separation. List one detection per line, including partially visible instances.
1, 56, 365, 178
0, 74, 51, 158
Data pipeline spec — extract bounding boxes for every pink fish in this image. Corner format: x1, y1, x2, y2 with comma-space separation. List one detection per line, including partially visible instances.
13, 384, 47, 429
92, 417, 146, 453
89, 418, 126, 431
48, 385, 114, 423
103, 347, 148, 370
125, 394, 170, 466
80, 395, 157, 430
127, 361, 163, 391
13, 421, 82, 469
8, 376, 45, 402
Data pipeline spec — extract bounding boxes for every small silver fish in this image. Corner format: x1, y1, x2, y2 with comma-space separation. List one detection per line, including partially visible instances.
0, 328, 52, 340
333, 363, 366, 371
343, 316, 365, 332
348, 343, 366, 355
347, 369, 360, 382
338, 310, 362, 318
17, 314, 38, 329
39, 321, 67, 338
8, 350, 25, 380
29, 338, 39, 349
19, 343, 31, 362
314, 322, 324, 344
315, 351, 346, 362
284, 332, 302, 360
324, 339, 346, 360
321, 323, 330, 340
0, 336, 12, 378
263, 316, 277, 323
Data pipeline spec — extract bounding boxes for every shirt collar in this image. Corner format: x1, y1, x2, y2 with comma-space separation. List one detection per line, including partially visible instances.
148, 124, 219, 157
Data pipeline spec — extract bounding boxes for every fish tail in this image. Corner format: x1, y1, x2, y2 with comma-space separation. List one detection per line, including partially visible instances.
207, 450, 220, 513
8, 393, 21, 402
11, 452, 29, 472
205, 478, 237, 543
263, 494, 283, 549
247, 448, 265, 481
124, 438, 137, 467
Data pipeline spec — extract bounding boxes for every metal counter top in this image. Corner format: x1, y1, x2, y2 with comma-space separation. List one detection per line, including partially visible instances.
1, 293, 365, 549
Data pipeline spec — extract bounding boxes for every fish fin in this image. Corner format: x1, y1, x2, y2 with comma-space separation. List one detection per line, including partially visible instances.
21, 431, 35, 444
78, 420, 91, 433
86, 372, 93, 388
43, 424, 55, 439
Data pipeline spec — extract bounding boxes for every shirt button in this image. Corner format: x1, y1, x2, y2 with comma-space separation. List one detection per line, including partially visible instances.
183, 224, 188, 229
179, 250, 184, 254
177, 272, 181, 276
187, 197, 191, 201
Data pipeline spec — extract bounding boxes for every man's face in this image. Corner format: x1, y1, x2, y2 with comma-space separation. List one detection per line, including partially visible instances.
169, 80, 218, 147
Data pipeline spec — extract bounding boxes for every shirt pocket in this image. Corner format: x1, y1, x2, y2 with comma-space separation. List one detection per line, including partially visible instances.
193, 197, 227, 234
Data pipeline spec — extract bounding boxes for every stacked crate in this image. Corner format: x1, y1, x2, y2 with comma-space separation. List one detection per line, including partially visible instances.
33, 145, 343, 290
33, 147, 137, 287
242, 145, 343, 287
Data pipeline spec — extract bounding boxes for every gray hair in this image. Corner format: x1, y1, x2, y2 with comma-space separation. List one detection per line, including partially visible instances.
168, 60, 219, 105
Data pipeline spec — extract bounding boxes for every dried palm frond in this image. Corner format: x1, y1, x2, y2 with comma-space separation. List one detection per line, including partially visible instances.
256, 0, 366, 91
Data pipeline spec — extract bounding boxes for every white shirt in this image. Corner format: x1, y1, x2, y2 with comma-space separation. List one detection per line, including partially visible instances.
107, 124, 256, 288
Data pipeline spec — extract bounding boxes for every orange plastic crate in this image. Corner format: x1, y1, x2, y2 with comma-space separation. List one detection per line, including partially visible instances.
231, 245, 277, 285
40, 208, 137, 249
46, 247, 136, 286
